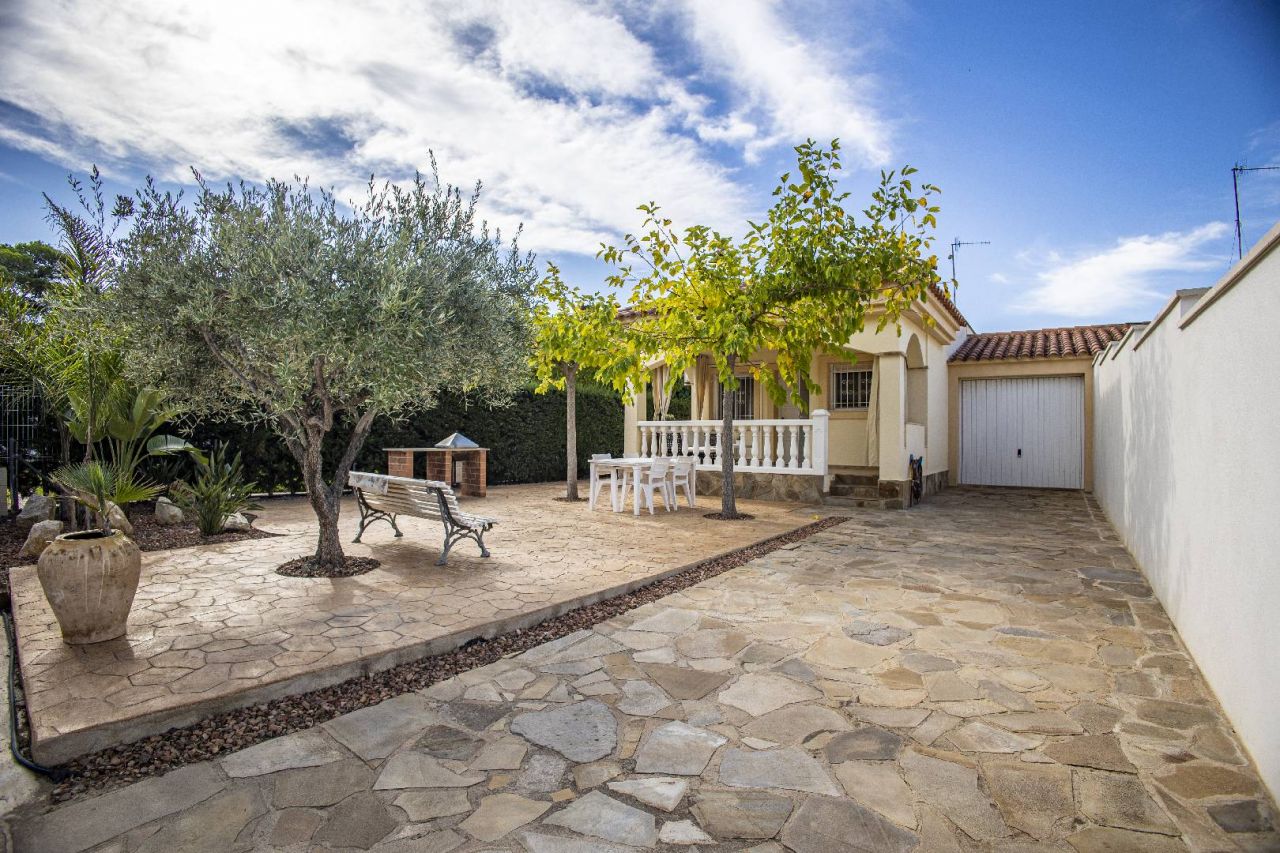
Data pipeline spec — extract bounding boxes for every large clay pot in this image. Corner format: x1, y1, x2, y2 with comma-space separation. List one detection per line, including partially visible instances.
36, 530, 142, 644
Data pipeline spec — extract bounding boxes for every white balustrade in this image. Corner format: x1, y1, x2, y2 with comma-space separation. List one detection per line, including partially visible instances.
634, 410, 829, 476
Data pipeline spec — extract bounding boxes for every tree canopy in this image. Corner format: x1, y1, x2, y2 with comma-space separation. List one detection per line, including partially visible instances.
109, 167, 537, 570
601, 139, 945, 515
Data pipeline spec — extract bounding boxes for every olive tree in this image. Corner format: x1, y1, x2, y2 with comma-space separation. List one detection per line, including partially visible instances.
601, 140, 944, 517
113, 169, 535, 572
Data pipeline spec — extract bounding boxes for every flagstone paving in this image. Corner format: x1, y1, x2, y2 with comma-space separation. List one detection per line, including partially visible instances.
7, 484, 801, 764
10, 487, 1280, 851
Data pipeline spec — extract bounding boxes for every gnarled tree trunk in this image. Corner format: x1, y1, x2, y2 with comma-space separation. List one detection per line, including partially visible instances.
286, 407, 378, 571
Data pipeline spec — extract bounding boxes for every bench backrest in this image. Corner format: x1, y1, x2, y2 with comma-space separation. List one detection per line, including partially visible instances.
349, 472, 463, 522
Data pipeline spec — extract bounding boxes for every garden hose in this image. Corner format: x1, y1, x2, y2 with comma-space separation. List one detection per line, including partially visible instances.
2, 605, 66, 780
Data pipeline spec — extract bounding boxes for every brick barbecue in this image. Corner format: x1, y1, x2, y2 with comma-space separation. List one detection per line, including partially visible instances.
385, 433, 488, 497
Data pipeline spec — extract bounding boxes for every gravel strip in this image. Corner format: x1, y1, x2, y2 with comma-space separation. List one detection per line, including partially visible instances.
40, 515, 846, 803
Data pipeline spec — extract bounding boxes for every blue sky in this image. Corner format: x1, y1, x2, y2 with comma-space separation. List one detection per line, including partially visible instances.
0, 0, 1276, 332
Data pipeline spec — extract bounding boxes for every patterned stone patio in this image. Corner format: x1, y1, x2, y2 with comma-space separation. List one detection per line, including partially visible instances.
8, 484, 805, 764
10, 488, 1277, 851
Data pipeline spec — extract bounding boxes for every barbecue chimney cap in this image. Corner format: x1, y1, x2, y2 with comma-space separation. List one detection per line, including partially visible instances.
435, 432, 479, 448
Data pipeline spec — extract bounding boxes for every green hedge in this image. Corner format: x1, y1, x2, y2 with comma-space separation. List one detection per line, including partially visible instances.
161, 384, 624, 494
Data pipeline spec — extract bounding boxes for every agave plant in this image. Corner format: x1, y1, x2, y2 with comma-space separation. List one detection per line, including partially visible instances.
52, 461, 161, 534
171, 445, 260, 536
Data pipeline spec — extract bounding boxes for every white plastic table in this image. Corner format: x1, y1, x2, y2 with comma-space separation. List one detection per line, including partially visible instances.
590, 457, 659, 516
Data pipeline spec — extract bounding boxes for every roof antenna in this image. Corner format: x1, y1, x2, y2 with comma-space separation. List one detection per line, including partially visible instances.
1232, 163, 1280, 259
947, 238, 991, 314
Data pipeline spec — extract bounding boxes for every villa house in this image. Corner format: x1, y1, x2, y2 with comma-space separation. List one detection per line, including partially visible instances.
621, 285, 1130, 507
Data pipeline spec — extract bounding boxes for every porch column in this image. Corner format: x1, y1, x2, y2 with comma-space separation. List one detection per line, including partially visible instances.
876, 352, 908, 481
623, 378, 648, 456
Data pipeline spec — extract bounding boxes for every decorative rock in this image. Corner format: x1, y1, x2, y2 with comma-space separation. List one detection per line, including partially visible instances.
743, 704, 851, 746
416, 724, 484, 761
10, 758, 222, 850
633, 721, 727, 775
312, 791, 396, 849
1207, 799, 1273, 833
1077, 768, 1178, 835
222, 512, 251, 531
640, 663, 729, 700
459, 793, 550, 842
805, 635, 896, 669
1042, 734, 1135, 773
1155, 764, 1257, 799
615, 680, 672, 716
373, 752, 486, 789
134, 785, 267, 853
985, 761, 1074, 841
323, 694, 440, 760
572, 761, 622, 789
154, 496, 183, 525
544, 790, 658, 847
945, 721, 1043, 754
719, 748, 841, 795
509, 700, 618, 763
824, 726, 903, 762
659, 819, 715, 845
833, 761, 916, 828
780, 794, 919, 853
900, 748, 1009, 840
675, 628, 749, 659
607, 777, 688, 811
19, 519, 62, 557
470, 738, 527, 770
274, 758, 375, 807
220, 729, 347, 777
844, 620, 911, 646
15, 494, 54, 527
718, 673, 819, 716
1065, 826, 1185, 852
393, 789, 472, 822
691, 791, 794, 840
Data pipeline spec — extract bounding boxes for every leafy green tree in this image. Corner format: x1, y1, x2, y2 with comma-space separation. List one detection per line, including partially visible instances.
112, 169, 536, 572
601, 140, 944, 517
530, 266, 641, 500
0, 240, 66, 309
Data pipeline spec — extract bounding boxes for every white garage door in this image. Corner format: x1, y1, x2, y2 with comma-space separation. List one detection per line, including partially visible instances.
960, 376, 1084, 489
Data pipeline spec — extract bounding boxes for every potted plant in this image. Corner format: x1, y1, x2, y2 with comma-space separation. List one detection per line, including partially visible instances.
37, 462, 159, 644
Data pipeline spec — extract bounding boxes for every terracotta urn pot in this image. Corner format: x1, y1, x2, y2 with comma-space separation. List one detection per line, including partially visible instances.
36, 530, 142, 644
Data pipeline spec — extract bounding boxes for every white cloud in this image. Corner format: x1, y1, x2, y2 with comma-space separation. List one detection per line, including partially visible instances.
0, 0, 893, 258
677, 0, 891, 165
1017, 223, 1232, 318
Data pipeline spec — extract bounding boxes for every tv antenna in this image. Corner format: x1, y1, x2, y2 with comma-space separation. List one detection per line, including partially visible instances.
948, 238, 990, 283
1233, 163, 1280, 258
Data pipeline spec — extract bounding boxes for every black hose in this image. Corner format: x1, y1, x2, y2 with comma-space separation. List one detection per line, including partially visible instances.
2, 603, 67, 781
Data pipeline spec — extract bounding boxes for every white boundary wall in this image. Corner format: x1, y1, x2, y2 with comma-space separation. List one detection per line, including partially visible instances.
1093, 222, 1280, 799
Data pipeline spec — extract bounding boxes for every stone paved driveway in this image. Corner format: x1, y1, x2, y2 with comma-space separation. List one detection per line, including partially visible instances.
11, 488, 1278, 852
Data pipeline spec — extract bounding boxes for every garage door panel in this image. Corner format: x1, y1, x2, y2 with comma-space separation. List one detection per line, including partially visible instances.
960, 377, 1083, 489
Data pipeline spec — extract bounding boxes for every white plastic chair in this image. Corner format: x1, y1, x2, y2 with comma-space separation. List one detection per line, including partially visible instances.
637, 460, 673, 514
669, 457, 696, 509
588, 453, 617, 511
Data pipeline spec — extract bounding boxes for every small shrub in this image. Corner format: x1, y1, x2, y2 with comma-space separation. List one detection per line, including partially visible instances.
171, 445, 261, 535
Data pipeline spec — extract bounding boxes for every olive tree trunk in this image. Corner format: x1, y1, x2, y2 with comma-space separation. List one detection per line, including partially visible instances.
564, 361, 579, 501
286, 408, 378, 570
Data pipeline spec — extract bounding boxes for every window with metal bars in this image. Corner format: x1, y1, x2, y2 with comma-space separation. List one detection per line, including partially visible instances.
715, 376, 754, 420
830, 364, 872, 410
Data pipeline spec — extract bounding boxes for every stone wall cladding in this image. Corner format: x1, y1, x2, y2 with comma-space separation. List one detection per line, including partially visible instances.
696, 471, 824, 504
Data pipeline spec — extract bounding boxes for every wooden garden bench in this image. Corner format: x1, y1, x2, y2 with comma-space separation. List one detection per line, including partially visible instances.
347, 471, 496, 566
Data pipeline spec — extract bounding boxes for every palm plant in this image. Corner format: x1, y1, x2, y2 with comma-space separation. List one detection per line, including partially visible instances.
171, 445, 260, 536
51, 461, 161, 534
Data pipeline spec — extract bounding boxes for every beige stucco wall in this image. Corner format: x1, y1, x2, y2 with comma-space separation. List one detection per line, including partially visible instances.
947, 356, 1096, 490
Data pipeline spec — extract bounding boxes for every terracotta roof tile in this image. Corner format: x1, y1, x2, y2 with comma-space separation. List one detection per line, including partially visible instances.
948, 323, 1131, 363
